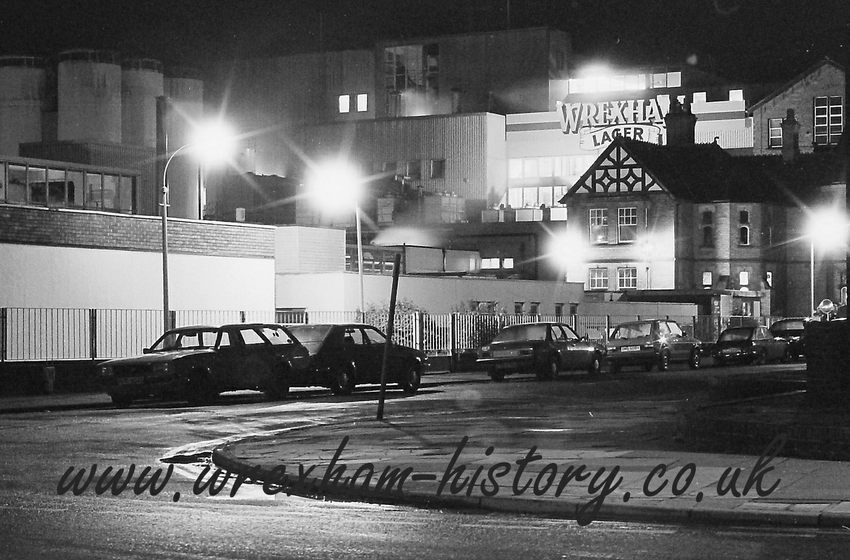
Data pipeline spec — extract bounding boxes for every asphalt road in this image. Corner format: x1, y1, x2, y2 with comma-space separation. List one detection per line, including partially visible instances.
2, 364, 848, 559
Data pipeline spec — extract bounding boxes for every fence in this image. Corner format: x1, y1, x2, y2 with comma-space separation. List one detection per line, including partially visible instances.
0, 307, 781, 363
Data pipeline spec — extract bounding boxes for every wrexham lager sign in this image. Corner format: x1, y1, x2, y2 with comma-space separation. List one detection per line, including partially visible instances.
556, 95, 672, 150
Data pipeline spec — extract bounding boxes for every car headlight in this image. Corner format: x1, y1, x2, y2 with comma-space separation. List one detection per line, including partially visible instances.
99, 365, 113, 377
643, 343, 654, 349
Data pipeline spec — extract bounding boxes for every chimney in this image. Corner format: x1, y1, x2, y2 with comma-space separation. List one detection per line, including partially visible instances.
663, 97, 697, 146
780, 108, 800, 163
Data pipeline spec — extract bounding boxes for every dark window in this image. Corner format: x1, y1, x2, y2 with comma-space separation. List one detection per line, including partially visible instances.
739, 226, 750, 245
739, 210, 749, 224
429, 159, 445, 179
702, 226, 714, 247
701, 210, 713, 225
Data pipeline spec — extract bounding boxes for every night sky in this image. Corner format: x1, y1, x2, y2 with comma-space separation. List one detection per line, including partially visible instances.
2, 0, 848, 84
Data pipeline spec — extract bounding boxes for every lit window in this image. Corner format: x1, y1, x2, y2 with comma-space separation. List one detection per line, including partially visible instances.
702, 271, 713, 288
768, 118, 782, 148
590, 208, 608, 244
617, 267, 637, 290
481, 258, 500, 269
338, 95, 351, 113
589, 268, 608, 290
739, 271, 749, 289
814, 96, 843, 145
356, 94, 368, 112
765, 271, 773, 288
618, 207, 637, 243
502, 258, 514, 269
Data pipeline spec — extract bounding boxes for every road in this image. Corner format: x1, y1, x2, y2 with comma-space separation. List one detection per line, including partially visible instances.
2, 364, 848, 559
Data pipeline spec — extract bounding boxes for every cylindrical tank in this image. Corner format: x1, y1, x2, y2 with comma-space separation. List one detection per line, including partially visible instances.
57, 49, 122, 143
122, 58, 164, 148
0, 56, 46, 156
163, 68, 205, 219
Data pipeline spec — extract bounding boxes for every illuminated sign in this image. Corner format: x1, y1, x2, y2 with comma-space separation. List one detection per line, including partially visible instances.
556, 95, 672, 150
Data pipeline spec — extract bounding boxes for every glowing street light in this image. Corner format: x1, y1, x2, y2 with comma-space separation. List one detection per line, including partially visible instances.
306, 159, 366, 316
806, 206, 848, 315
161, 120, 235, 331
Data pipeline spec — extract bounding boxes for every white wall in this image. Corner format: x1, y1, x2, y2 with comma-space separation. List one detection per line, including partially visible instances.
0, 243, 274, 310
276, 271, 586, 314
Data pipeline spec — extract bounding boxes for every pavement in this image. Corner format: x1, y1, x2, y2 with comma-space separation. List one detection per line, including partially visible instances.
4, 371, 850, 528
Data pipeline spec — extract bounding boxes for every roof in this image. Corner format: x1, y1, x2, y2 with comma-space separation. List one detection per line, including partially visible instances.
748, 57, 846, 113
564, 137, 846, 206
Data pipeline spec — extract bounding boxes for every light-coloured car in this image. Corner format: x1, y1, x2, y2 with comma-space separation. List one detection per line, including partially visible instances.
606, 319, 702, 373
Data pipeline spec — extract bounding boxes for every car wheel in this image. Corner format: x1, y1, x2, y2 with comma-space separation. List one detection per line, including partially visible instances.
266, 375, 290, 400
587, 354, 602, 377
688, 349, 701, 370
753, 349, 767, 366
714, 355, 726, 368
187, 369, 217, 405
399, 363, 421, 395
111, 394, 132, 408
537, 357, 558, 380
331, 365, 355, 395
780, 348, 791, 363
658, 350, 671, 372
643, 362, 655, 372
489, 369, 506, 382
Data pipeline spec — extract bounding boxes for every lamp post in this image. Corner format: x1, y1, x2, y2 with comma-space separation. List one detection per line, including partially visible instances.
307, 160, 365, 318
160, 121, 235, 331
806, 207, 848, 315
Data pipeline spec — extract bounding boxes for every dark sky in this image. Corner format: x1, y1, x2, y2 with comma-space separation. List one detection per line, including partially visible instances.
2, 0, 848, 83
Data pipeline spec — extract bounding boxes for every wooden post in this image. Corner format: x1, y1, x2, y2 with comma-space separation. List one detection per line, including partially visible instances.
377, 253, 402, 420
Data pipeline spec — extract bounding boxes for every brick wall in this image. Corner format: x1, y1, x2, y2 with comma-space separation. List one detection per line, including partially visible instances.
0, 204, 275, 258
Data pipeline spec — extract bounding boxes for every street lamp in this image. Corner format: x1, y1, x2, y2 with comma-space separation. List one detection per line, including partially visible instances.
161, 121, 235, 331
306, 160, 366, 317
805, 207, 848, 315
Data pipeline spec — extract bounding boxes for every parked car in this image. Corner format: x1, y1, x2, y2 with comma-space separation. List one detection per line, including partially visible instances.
476, 322, 605, 382
286, 323, 427, 395
606, 319, 702, 373
99, 323, 309, 407
712, 325, 790, 366
769, 318, 808, 360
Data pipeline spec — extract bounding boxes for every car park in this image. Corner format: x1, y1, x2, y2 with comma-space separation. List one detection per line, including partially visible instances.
99, 323, 309, 407
606, 319, 702, 373
476, 322, 605, 382
769, 317, 808, 360
286, 323, 427, 395
712, 325, 790, 366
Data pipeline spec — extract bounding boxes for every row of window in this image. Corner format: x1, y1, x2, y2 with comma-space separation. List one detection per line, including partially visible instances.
589, 207, 638, 244
376, 159, 445, 181
700, 209, 759, 247
0, 161, 136, 213
471, 301, 578, 316
508, 155, 597, 181
767, 96, 844, 147
481, 257, 514, 270
566, 71, 682, 94
589, 267, 639, 290
338, 93, 369, 114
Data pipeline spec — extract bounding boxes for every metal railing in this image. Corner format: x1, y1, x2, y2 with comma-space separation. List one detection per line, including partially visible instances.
0, 307, 780, 363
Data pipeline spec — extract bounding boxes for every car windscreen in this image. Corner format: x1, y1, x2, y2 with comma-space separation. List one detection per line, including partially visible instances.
151, 329, 218, 351
287, 325, 332, 354
611, 323, 651, 340
492, 324, 547, 342
771, 320, 805, 333
718, 328, 752, 342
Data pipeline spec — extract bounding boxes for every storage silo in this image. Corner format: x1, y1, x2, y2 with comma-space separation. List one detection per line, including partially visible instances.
162, 68, 205, 219
122, 58, 164, 148
0, 56, 46, 156
57, 49, 122, 143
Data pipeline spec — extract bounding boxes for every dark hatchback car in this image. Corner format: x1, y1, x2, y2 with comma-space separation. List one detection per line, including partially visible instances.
476, 322, 605, 382
769, 318, 808, 360
606, 319, 702, 373
99, 323, 309, 407
286, 323, 427, 395
712, 325, 790, 366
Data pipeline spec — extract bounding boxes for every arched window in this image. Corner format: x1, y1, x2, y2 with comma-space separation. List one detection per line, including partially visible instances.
739, 226, 750, 245
702, 226, 714, 247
